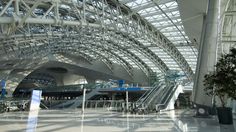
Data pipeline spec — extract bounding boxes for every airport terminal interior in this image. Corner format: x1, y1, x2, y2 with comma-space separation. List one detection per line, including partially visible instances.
0, 0, 236, 131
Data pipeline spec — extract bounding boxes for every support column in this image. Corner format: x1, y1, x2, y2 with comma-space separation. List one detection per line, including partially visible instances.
192, 0, 220, 114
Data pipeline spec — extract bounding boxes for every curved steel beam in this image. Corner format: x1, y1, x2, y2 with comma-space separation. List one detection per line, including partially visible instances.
0, 0, 193, 80
53, 47, 114, 72
0, 32, 153, 76
52, 41, 134, 76
1, 35, 134, 76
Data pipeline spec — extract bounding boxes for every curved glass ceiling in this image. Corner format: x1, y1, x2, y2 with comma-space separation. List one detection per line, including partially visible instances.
120, 0, 197, 73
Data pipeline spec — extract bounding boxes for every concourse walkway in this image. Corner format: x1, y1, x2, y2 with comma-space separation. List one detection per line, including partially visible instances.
0, 109, 235, 132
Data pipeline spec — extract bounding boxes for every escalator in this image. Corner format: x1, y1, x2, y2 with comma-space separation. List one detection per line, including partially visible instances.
52, 88, 100, 109
134, 82, 181, 113
135, 82, 164, 105
134, 82, 165, 112
155, 84, 183, 111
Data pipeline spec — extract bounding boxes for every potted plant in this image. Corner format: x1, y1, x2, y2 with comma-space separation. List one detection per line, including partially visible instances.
203, 48, 236, 124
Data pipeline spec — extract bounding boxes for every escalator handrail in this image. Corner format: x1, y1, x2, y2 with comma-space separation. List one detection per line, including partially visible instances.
135, 82, 162, 104
143, 83, 172, 109
144, 84, 165, 106
155, 83, 179, 111
158, 83, 176, 104
136, 82, 165, 107
140, 82, 163, 102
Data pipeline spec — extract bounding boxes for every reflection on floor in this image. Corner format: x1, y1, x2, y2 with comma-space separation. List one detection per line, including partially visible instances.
0, 108, 235, 132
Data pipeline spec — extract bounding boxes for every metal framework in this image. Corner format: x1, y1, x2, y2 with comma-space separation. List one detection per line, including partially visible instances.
221, 0, 236, 53
22, 73, 57, 86
0, 0, 195, 81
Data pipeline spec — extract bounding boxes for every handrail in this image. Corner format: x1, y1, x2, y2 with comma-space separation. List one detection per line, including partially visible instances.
142, 83, 171, 110
40, 101, 49, 109
136, 88, 152, 103
52, 88, 99, 108
155, 83, 179, 111
133, 80, 179, 113
136, 82, 163, 104
143, 83, 165, 108
138, 82, 163, 103
135, 82, 165, 109
157, 83, 175, 104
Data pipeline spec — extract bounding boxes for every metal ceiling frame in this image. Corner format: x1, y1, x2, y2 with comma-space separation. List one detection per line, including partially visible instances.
0, 0, 194, 80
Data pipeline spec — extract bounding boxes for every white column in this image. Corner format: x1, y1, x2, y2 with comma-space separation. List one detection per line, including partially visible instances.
81, 85, 86, 114
126, 90, 129, 112
193, 0, 220, 107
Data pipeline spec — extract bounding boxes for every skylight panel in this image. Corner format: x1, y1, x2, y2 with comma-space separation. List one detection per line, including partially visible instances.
151, 67, 161, 72
160, 26, 176, 31
145, 61, 153, 64
138, 6, 157, 14
126, 0, 150, 8
118, 0, 195, 73
163, 1, 177, 8
171, 11, 179, 15
126, 2, 136, 8
163, 32, 179, 37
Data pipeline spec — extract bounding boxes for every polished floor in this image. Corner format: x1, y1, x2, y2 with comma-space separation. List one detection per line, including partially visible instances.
0, 108, 235, 132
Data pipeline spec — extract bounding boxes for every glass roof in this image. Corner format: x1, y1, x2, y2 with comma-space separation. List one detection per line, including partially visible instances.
122, 0, 189, 45
149, 47, 180, 70
119, 0, 197, 74
128, 48, 161, 72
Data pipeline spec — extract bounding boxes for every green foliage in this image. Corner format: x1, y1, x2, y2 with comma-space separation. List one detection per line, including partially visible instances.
203, 48, 236, 107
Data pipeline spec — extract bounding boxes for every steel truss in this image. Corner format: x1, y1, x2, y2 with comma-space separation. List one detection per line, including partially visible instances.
0, 0, 194, 80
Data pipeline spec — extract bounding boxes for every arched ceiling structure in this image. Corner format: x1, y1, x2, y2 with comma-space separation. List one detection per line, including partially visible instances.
221, 0, 236, 53
0, 0, 199, 83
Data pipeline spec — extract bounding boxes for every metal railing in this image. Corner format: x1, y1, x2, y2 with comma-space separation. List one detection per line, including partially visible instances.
133, 81, 178, 113
155, 83, 179, 111
0, 99, 30, 112
43, 99, 125, 111
134, 82, 166, 111
84, 100, 125, 111
51, 88, 100, 109
145, 82, 175, 111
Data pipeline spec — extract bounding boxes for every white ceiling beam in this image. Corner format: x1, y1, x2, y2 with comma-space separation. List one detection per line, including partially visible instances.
148, 16, 180, 23
141, 6, 178, 17
156, 23, 181, 30
120, 0, 135, 4
161, 29, 179, 33
153, 0, 174, 5
132, 2, 155, 12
